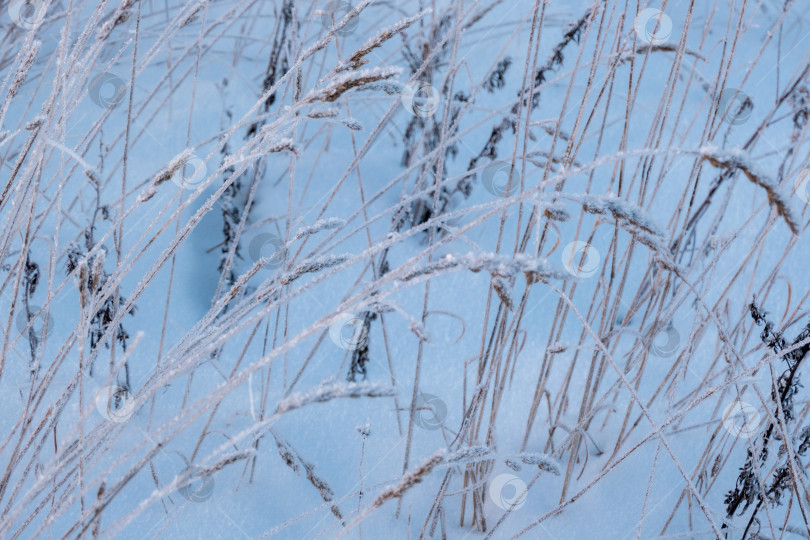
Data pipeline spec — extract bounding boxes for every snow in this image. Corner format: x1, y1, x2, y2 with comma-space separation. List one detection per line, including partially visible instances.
2, 0, 810, 538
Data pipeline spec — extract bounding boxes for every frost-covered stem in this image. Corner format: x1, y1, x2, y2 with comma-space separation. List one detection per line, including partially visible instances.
335, 450, 446, 539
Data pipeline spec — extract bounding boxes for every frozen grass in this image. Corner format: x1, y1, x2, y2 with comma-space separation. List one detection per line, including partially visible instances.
2, 0, 810, 538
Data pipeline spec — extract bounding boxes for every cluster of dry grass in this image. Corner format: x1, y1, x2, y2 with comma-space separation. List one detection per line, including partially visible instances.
2, 0, 810, 538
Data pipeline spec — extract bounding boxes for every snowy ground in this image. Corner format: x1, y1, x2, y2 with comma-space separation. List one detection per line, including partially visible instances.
2, 0, 810, 538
